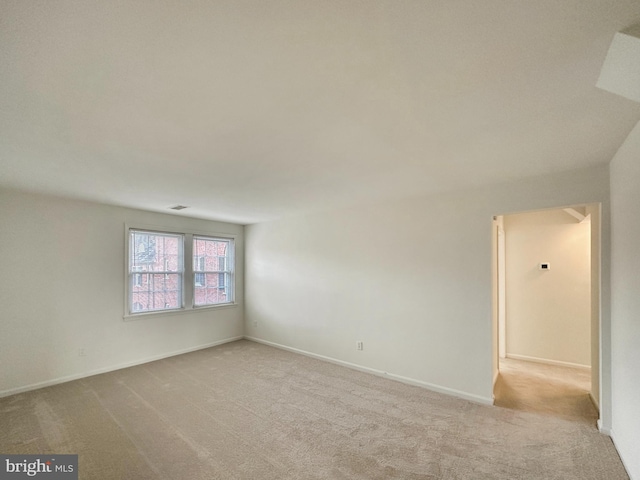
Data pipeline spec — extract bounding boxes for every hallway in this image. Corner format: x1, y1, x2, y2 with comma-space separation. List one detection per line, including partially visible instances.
494, 358, 598, 425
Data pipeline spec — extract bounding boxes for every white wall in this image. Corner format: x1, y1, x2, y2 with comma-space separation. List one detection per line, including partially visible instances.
610, 120, 640, 479
0, 189, 244, 397
586, 203, 601, 409
503, 209, 591, 367
245, 165, 611, 407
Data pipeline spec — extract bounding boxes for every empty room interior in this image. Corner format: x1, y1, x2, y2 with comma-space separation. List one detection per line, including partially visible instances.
1, 1, 640, 479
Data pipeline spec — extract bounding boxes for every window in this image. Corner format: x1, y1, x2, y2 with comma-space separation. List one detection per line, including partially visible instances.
192, 236, 234, 307
128, 230, 184, 314
126, 226, 236, 318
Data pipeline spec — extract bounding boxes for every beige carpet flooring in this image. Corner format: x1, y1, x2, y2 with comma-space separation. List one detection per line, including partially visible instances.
0, 340, 628, 479
494, 357, 598, 425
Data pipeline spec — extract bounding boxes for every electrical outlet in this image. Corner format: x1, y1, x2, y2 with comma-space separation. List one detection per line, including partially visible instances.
356, 341, 363, 351
252, 321, 258, 327
78, 348, 87, 357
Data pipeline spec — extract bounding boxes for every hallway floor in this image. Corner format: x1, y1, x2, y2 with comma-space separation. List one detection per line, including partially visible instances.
494, 357, 598, 425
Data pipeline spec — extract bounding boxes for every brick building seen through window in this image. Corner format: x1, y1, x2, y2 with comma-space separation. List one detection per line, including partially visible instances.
129, 231, 233, 314
193, 236, 232, 307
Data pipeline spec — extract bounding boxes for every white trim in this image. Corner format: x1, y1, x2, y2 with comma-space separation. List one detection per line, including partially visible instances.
492, 369, 500, 404
597, 419, 610, 435
0, 336, 243, 399
123, 302, 238, 321
506, 353, 591, 371
244, 336, 494, 406
123, 221, 239, 239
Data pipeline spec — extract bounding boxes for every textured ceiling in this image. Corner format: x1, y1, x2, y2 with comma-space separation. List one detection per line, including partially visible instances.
1, 1, 639, 224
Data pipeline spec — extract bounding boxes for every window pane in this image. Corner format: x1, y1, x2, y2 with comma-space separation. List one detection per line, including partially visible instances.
193, 236, 233, 307
130, 231, 182, 272
129, 230, 184, 314
130, 273, 182, 313
193, 238, 230, 268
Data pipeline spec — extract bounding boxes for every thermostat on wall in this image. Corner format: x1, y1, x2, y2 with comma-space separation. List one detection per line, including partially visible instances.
539, 263, 550, 270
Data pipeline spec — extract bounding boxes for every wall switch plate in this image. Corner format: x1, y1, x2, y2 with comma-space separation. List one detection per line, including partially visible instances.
356, 341, 363, 351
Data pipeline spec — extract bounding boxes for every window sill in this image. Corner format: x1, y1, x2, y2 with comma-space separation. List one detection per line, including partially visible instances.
123, 302, 238, 321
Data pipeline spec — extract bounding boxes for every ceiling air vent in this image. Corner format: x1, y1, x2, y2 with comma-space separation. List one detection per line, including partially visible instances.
169, 205, 189, 211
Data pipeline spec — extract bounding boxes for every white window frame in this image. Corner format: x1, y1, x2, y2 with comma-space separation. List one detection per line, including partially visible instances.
132, 265, 144, 286
124, 223, 237, 320
192, 235, 235, 308
127, 229, 185, 316
194, 256, 206, 287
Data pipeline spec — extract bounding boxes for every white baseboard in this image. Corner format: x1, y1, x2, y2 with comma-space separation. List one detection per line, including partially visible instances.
506, 353, 591, 371
491, 369, 500, 404
0, 336, 243, 399
597, 419, 611, 435
244, 336, 494, 406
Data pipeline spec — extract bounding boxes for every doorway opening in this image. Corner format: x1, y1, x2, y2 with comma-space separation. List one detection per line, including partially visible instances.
491, 204, 601, 425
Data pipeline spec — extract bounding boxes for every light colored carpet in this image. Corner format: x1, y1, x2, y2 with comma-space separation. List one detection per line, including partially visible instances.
0, 340, 628, 479
494, 357, 598, 424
